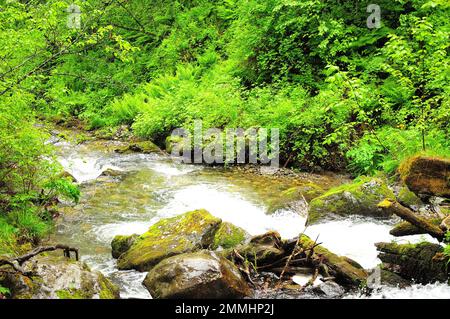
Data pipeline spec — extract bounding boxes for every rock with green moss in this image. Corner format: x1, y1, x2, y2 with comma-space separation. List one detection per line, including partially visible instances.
1, 255, 119, 299
143, 250, 251, 299
223, 231, 285, 266
378, 269, 411, 288
115, 140, 160, 154
267, 183, 324, 214
397, 185, 423, 208
399, 156, 450, 199
307, 177, 395, 225
165, 135, 186, 154
116, 210, 222, 272
298, 235, 367, 287
111, 234, 139, 258
211, 222, 250, 250
376, 241, 449, 284
390, 219, 441, 237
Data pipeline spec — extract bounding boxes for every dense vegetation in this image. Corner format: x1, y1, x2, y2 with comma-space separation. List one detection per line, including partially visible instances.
0, 0, 449, 294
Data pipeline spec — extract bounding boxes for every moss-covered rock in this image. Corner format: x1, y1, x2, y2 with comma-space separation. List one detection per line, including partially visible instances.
376, 241, 449, 284
298, 235, 368, 287
399, 156, 450, 198
143, 250, 251, 299
111, 234, 139, 258
165, 135, 186, 154
115, 140, 160, 154
211, 222, 250, 250
307, 177, 395, 225
379, 269, 411, 288
226, 231, 285, 266
390, 219, 441, 237
116, 210, 222, 272
397, 185, 423, 208
267, 183, 324, 214
1, 255, 119, 299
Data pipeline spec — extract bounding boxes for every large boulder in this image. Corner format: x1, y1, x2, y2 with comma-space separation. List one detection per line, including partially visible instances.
1, 256, 119, 299
399, 156, 450, 198
116, 210, 222, 271
376, 242, 449, 284
307, 177, 395, 225
143, 250, 251, 299
211, 222, 250, 250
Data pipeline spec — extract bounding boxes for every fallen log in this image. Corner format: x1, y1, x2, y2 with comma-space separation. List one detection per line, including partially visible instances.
378, 199, 445, 241
0, 244, 79, 276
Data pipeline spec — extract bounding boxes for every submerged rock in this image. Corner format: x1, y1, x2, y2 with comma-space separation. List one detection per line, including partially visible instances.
116, 210, 222, 271
399, 156, 450, 199
100, 168, 125, 178
1, 256, 119, 299
111, 234, 139, 259
143, 250, 251, 299
211, 222, 250, 250
307, 177, 395, 224
376, 242, 449, 284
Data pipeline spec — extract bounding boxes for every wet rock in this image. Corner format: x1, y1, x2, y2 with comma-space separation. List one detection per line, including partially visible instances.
376, 242, 449, 284
143, 250, 251, 299
116, 210, 222, 271
100, 168, 124, 177
115, 140, 160, 154
1, 256, 119, 299
379, 269, 411, 288
397, 185, 423, 209
399, 156, 450, 199
165, 135, 185, 154
111, 234, 139, 258
311, 281, 345, 298
390, 219, 441, 237
230, 231, 285, 265
267, 183, 323, 214
298, 235, 368, 287
211, 222, 250, 250
307, 177, 395, 225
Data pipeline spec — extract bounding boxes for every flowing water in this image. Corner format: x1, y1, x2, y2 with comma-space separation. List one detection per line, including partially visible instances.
50, 133, 450, 299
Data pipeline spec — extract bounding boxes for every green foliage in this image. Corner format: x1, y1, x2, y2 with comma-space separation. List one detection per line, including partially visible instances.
347, 127, 450, 175
0, 217, 17, 255
0, 0, 449, 196
0, 285, 10, 297
7, 210, 51, 243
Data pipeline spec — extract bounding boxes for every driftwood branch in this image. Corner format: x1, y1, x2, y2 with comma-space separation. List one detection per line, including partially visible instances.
0, 244, 79, 277
378, 199, 445, 241
279, 227, 307, 282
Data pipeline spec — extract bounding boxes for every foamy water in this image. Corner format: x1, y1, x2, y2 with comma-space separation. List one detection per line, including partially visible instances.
56, 139, 450, 299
